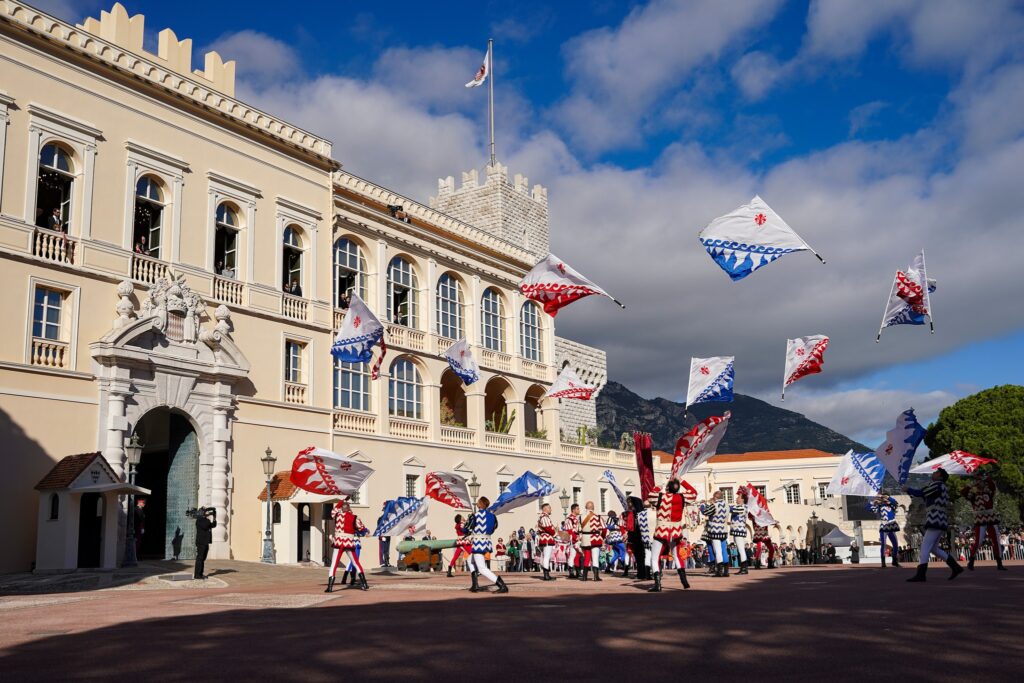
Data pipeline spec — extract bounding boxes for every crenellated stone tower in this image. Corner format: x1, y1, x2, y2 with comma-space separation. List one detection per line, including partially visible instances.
430, 162, 549, 260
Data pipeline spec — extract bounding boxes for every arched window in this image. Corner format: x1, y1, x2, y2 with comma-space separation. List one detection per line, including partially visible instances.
282, 225, 303, 295
520, 301, 543, 361
36, 143, 74, 232
333, 238, 366, 308
49, 493, 60, 520
272, 502, 281, 524
214, 203, 239, 278
389, 358, 423, 419
387, 256, 418, 327
480, 288, 504, 351
334, 358, 371, 412
435, 273, 463, 340
133, 175, 164, 258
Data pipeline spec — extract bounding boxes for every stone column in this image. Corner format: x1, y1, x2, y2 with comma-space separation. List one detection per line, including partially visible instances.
507, 399, 526, 453
102, 387, 129, 478
210, 404, 232, 557
467, 389, 486, 447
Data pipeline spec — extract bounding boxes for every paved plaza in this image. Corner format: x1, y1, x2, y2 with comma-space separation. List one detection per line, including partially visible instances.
1, 560, 1020, 681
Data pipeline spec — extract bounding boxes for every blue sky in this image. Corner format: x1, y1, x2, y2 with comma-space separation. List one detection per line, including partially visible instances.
43, 1, 1024, 446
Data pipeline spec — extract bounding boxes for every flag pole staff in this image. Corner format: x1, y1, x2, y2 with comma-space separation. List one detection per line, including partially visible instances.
921, 249, 935, 334
488, 38, 496, 167
875, 272, 898, 342
781, 340, 788, 401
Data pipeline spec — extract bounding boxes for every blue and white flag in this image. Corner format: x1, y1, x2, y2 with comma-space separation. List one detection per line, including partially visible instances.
602, 470, 630, 510
827, 450, 885, 496
878, 250, 936, 339
373, 496, 428, 538
488, 471, 555, 516
699, 195, 820, 281
444, 338, 479, 385
685, 356, 734, 410
331, 294, 386, 379
874, 409, 927, 485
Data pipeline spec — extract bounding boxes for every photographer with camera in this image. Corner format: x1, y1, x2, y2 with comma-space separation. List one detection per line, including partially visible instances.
192, 507, 217, 580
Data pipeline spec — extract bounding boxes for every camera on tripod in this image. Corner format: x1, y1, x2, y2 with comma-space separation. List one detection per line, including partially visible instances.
186, 506, 216, 519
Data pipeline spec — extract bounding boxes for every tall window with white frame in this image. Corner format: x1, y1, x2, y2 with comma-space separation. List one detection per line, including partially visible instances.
282, 226, 303, 295
386, 256, 418, 328
435, 273, 463, 340
333, 238, 366, 308
480, 288, 504, 351
36, 143, 74, 232
284, 340, 304, 390
754, 485, 768, 500
572, 486, 582, 506
33, 286, 63, 341
817, 482, 832, 502
520, 301, 542, 361
389, 358, 422, 420
214, 203, 239, 278
333, 358, 371, 412
133, 176, 163, 258
721, 487, 734, 504
785, 483, 801, 505
600, 488, 608, 512
405, 474, 419, 498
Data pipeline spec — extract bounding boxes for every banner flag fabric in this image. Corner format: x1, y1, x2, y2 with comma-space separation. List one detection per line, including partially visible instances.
878, 250, 936, 339
910, 451, 997, 476
686, 356, 735, 410
425, 471, 473, 509
289, 447, 374, 497
874, 408, 927, 485
331, 293, 387, 379
444, 338, 480, 386
782, 335, 829, 399
546, 365, 597, 400
745, 483, 777, 526
826, 450, 886, 496
671, 412, 732, 479
465, 46, 490, 88
487, 471, 555, 515
373, 496, 429, 538
519, 254, 623, 317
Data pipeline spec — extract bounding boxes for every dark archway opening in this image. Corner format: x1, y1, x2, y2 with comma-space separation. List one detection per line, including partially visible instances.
77, 492, 103, 568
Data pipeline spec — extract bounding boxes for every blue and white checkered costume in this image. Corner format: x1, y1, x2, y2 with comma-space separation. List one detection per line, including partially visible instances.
464, 509, 498, 554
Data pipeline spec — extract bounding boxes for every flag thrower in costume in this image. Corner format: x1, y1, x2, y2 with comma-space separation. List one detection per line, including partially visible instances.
877, 250, 936, 341
782, 335, 829, 400
545, 365, 596, 400
699, 195, 825, 282
519, 254, 624, 317
425, 471, 472, 509
911, 451, 997, 477
874, 408, 927, 486
487, 471, 555, 515
744, 484, 776, 527
826, 450, 885, 496
373, 497, 429, 538
330, 294, 386, 380
289, 447, 374, 497
634, 432, 656, 499
444, 338, 480, 386
685, 356, 734, 413
671, 412, 731, 479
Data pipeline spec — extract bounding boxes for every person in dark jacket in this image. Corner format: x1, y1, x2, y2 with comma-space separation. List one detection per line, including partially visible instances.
625, 496, 648, 580
194, 507, 217, 579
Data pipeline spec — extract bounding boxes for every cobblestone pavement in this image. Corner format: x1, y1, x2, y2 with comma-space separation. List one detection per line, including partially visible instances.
0, 561, 1021, 681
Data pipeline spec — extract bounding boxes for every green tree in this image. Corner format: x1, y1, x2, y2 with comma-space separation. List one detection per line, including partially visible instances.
924, 384, 1024, 516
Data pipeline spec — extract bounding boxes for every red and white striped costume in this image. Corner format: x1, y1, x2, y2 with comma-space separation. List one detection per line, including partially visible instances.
332, 505, 366, 550
566, 514, 581, 547
455, 522, 472, 552
652, 487, 686, 543
581, 512, 605, 548
538, 514, 557, 547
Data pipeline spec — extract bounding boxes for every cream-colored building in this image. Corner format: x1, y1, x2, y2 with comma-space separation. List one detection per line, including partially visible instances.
0, 1, 643, 574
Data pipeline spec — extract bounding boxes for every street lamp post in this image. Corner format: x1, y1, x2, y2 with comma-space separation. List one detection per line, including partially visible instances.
468, 474, 481, 506
559, 488, 570, 519
260, 447, 277, 564
810, 511, 819, 564
122, 433, 143, 568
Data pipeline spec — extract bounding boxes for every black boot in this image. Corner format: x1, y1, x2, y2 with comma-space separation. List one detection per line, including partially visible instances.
495, 577, 509, 594
469, 571, 480, 593
592, 567, 601, 581
907, 563, 928, 582
568, 566, 576, 579
968, 555, 975, 571
647, 572, 662, 592
714, 563, 723, 577
723, 563, 731, 577
581, 565, 589, 581
891, 555, 901, 568
447, 565, 455, 577
677, 568, 690, 589
339, 569, 350, 585
324, 577, 335, 593
739, 560, 749, 575
997, 556, 1008, 571
946, 557, 963, 581
358, 572, 369, 590
881, 555, 887, 568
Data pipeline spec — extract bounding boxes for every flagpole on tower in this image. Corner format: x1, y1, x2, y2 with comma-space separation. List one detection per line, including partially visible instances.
487, 38, 496, 166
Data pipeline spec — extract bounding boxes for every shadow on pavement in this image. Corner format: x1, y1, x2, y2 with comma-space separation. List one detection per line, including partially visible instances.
0, 560, 194, 596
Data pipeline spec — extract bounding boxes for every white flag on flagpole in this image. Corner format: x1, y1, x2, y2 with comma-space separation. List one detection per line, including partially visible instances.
465, 47, 490, 88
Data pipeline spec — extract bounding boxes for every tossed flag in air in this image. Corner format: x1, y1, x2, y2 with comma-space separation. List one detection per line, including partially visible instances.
488, 471, 555, 515
465, 45, 490, 88
545, 365, 597, 400
686, 356, 734, 411
289, 447, 374, 497
826, 450, 885, 496
671, 412, 732, 479
699, 195, 824, 281
744, 484, 776, 527
425, 471, 472, 509
877, 250, 936, 340
602, 470, 630, 510
874, 409, 927, 485
444, 338, 480, 386
331, 294, 387, 379
910, 451, 997, 477
519, 254, 624, 317
782, 335, 829, 400
373, 496, 429, 538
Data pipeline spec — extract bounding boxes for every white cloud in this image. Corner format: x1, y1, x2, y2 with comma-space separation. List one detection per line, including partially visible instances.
847, 100, 887, 136
205, 30, 301, 88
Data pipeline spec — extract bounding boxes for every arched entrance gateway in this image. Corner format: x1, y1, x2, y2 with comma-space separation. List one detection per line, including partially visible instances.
90, 275, 250, 562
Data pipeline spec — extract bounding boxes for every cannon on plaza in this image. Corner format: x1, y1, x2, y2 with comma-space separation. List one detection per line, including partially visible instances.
396, 538, 456, 572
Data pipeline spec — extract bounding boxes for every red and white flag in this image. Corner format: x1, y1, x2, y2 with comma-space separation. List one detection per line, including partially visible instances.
425, 471, 472, 509
671, 412, 731, 479
545, 365, 596, 400
910, 450, 997, 476
465, 46, 490, 88
744, 483, 776, 526
782, 335, 829, 399
289, 447, 374, 497
519, 254, 622, 317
